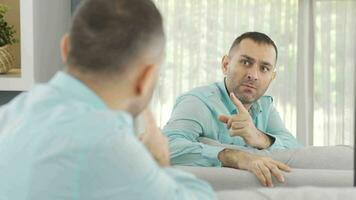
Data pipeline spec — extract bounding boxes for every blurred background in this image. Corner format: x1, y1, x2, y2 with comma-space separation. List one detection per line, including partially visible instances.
0, 0, 355, 147
149, 0, 356, 147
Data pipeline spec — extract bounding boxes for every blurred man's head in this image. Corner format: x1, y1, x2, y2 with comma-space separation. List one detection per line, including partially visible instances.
60, 0, 165, 116
221, 32, 277, 106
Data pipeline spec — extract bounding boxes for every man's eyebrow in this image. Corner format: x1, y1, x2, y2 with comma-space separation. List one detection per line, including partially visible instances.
261, 61, 273, 67
240, 55, 255, 61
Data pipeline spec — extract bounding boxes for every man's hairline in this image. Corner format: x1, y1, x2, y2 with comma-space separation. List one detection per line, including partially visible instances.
228, 39, 278, 68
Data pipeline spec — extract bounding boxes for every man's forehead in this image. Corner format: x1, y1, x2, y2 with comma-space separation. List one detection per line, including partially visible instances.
230, 39, 277, 64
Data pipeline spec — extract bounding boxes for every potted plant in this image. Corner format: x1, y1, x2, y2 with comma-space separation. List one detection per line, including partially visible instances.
0, 4, 18, 74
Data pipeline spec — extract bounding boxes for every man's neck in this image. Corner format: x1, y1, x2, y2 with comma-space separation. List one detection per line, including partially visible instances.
223, 78, 253, 111
65, 67, 136, 115
244, 103, 253, 111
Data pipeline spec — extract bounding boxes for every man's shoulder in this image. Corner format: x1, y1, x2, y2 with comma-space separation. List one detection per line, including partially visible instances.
177, 82, 221, 102
2, 83, 126, 142
258, 95, 274, 104
256, 95, 275, 112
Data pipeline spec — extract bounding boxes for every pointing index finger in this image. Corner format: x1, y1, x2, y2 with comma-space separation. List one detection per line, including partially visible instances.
230, 92, 248, 114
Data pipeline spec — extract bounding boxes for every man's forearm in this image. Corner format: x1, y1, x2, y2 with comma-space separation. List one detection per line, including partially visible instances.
168, 136, 224, 167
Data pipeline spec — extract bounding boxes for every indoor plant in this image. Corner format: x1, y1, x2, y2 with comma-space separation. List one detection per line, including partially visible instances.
0, 4, 18, 74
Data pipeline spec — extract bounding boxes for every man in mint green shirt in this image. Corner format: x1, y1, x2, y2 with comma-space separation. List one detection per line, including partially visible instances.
163, 32, 301, 187
0, 0, 215, 199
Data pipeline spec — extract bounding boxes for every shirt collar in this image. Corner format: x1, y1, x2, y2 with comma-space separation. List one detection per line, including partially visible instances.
217, 79, 263, 115
116, 110, 134, 128
49, 71, 135, 128
49, 71, 108, 110
250, 100, 263, 115
216, 80, 237, 114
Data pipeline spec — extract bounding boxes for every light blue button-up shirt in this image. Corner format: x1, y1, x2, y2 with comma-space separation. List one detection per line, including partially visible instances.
0, 72, 216, 200
163, 81, 302, 167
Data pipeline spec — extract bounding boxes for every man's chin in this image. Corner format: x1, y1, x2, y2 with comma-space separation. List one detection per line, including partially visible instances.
235, 89, 260, 104
239, 94, 258, 104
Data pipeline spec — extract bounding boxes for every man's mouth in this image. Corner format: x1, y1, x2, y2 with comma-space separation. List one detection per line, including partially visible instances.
241, 83, 257, 90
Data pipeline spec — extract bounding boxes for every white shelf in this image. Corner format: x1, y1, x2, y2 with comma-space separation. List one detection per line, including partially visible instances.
0, 0, 71, 91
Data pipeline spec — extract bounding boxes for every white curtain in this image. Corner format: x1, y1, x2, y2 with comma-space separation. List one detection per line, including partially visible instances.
151, 0, 356, 146
313, 0, 356, 146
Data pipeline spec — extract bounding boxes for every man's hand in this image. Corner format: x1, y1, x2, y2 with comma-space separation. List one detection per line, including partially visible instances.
219, 92, 272, 149
139, 110, 170, 167
218, 148, 291, 187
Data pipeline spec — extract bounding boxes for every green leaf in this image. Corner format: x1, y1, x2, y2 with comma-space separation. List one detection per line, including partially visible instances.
0, 3, 18, 45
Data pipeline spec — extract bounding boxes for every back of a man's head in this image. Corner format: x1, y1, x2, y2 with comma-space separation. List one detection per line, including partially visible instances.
67, 0, 164, 75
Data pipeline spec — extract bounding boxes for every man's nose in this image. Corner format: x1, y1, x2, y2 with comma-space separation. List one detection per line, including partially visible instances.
246, 66, 259, 81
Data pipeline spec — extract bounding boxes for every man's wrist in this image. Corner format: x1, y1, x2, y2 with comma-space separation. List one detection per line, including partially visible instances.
245, 129, 273, 149
218, 148, 244, 168
256, 130, 274, 149
217, 148, 226, 165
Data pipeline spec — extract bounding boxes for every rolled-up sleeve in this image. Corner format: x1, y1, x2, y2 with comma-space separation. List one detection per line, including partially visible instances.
265, 105, 303, 149
163, 95, 224, 167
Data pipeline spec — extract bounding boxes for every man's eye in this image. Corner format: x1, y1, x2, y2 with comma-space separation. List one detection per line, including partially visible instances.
261, 66, 270, 72
241, 60, 250, 66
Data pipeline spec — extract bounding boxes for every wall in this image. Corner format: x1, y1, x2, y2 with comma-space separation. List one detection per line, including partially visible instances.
32, 0, 71, 83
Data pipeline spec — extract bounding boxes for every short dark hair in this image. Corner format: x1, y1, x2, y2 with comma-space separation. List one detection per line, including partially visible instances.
229, 32, 278, 61
67, 0, 164, 74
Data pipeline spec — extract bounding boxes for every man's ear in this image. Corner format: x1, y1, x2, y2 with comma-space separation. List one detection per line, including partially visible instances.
221, 55, 230, 76
135, 64, 158, 97
272, 71, 277, 80
60, 34, 70, 63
